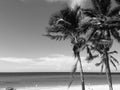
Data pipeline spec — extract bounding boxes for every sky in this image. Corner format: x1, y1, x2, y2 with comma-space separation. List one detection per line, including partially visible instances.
0, 0, 120, 72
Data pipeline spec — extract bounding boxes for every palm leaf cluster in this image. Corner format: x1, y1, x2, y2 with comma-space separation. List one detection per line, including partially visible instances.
46, 6, 82, 41
82, 0, 120, 44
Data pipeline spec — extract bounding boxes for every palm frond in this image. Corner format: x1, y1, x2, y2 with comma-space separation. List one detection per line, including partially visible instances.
98, 0, 111, 15
91, 0, 101, 13
60, 6, 80, 28
46, 26, 65, 33
111, 29, 120, 42
49, 12, 62, 26
101, 63, 104, 72
110, 55, 119, 65
86, 46, 99, 62
108, 51, 118, 54
108, 6, 120, 17
44, 34, 65, 41
56, 18, 71, 26
95, 60, 103, 66
86, 46, 92, 56
108, 23, 120, 29
90, 45, 103, 54
71, 38, 76, 44
91, 0, 111, 15
106, 29, 111, 39
86, 54, 99, 62
87, 28, 98, 42
92, 30, 102, 40
107, 18, 120, 24
82, 8, 98, 17
88, 0, 111, 15
110, 59, 117, 70
49, 5, 81, 31
80, 22, 93, 34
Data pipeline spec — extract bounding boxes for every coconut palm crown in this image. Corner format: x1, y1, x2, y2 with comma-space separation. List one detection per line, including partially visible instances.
46, 6, 81, 42
82, 0, 120, 44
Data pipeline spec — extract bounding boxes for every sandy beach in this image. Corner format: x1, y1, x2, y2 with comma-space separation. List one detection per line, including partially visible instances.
1, 84, 120, 90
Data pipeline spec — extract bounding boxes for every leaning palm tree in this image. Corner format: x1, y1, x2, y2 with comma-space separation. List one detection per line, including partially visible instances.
82, 0, 120, 90
45, 6, 86, 90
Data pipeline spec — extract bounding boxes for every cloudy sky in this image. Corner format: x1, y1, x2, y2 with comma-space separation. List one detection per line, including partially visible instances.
0, 0, 120, 72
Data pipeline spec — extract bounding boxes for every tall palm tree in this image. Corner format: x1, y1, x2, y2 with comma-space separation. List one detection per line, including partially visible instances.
82, 0, 120, 90
45, 6, 86, 90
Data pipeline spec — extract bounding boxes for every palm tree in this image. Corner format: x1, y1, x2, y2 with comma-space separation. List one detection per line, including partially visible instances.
45, 6, 86, 90
82, 0, 120, 90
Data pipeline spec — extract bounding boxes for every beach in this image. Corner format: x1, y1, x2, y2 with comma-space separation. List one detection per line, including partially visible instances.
0, 73, 120, 90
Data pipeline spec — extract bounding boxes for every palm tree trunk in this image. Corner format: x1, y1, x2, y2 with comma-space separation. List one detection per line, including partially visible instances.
78, 53, 85, 90
105, 51, 113, 90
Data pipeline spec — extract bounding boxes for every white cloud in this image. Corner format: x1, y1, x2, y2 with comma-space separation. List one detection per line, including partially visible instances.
0, 57, 34, 63
0, 57, 45, 64
46, 0, 87, 9
38, 54, 90, 71
0, 54, 98, 72
0, 54, 119, 72
70, 0, 87, 9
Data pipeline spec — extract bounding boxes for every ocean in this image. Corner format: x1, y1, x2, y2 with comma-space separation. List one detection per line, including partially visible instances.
0, 72, 120, 90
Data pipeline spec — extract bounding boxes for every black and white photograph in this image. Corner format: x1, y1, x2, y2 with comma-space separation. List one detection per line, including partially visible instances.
0, 0, 120, 90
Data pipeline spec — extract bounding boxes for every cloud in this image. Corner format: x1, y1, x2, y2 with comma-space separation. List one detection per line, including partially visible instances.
46, 0, 87, 9
70, 0, 87, 9
0, 54, 98, 72
39, 54, 76, 64
0, 57, 34, 63
0, 57, 44, 64
38, 54, 90, 71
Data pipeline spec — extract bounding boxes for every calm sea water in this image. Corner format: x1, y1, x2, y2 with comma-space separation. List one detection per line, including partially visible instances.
0, 73, 120, 89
